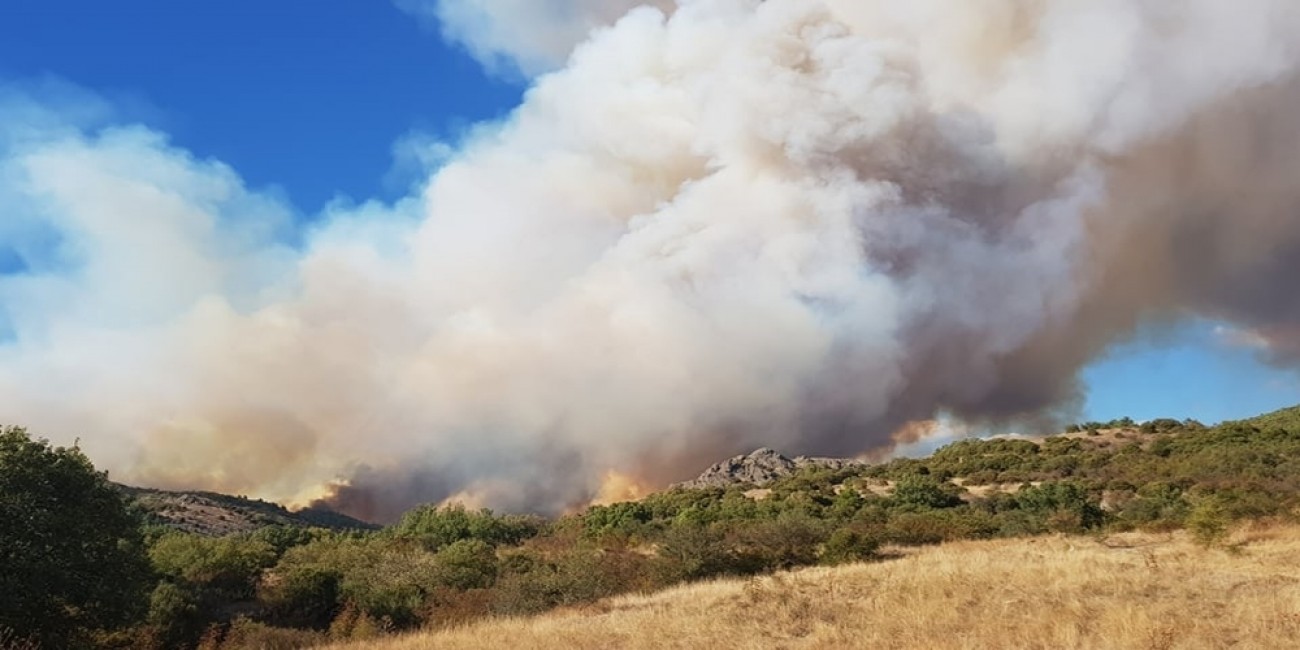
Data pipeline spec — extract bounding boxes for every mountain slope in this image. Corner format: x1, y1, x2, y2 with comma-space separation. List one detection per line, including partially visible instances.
120, 485, 377, 536
326, 524, 1300, 650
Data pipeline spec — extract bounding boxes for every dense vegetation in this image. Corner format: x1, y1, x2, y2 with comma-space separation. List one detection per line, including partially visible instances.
3, 405, 1300, 649
0, 427, 152, 649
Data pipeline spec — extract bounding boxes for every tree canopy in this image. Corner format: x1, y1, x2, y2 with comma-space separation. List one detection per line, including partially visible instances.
0, 426, 151, 648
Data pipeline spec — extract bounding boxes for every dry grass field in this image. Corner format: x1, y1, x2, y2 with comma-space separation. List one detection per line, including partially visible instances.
324, 523, 1300, 650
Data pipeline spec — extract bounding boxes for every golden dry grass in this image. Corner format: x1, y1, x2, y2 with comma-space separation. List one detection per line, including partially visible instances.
324, 523, 1300, 650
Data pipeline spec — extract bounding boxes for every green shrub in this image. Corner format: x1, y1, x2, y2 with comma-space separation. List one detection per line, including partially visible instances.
213, 617, 327, 650
248, 525, 326, 557
890, 475, 963, 511
820, 528, 880, 565
421, 586, 494, 629
394, 503, 540, 550
1186, 499, 1231, 548
271, 536, 437, 628
828, 488, 866, 520
1013, 482, 1105, 531
583, 502, 653, 539
1119, 482, 1190, 529
149, 534, 278, 599
433, 539, 498, 590
146, 581, 203, 648
730, 516, 827, 571
491, 548, 652, 616
885, 511, 957, 545
327, 602, 391, 642
653, 524, 737, 582
258, 567, 340, 629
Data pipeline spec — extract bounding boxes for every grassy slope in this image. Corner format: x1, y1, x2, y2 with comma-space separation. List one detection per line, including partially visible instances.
1241, 405, 1300, 432
327, 523, 1300, 650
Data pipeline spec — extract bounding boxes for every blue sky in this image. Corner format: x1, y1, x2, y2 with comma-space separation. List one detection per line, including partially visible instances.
2, 1, 1296, 429
1, 0, 521, 209
1082, 321, 1299, 425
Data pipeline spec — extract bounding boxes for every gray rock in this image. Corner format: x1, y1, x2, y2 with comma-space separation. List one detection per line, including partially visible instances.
675, 447, 865, 490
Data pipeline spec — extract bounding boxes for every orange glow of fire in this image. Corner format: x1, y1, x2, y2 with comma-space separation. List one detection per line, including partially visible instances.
590, 470, 653, 507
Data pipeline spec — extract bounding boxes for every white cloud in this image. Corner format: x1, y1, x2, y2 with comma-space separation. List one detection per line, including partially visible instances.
398, 0, 676, 77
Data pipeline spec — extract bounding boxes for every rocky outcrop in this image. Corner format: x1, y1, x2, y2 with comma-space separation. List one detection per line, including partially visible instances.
674, 447, 865, 490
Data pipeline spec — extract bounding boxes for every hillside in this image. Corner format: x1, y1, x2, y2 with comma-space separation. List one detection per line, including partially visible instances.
12, 403, 1299, 649
120, 485, 378, 536
116, 404, 1300, 538
1238, 404, 1300, 432
324, 523, 1300, 650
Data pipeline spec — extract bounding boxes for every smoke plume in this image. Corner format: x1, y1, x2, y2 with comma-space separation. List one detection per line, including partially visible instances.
2, 1, 1300, 520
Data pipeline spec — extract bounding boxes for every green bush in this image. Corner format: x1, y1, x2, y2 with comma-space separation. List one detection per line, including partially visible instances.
827, 488, 866, 520
885, 508, 1001, 545
1186, 499, 1231, 548
146, 581, 203, 648
730, 516, 827, 571
885, 511, 957, 545
213, 617, 327, 650
491, 548, 652, 616
890, 475, 963, 511
248, 525, 326, 557
820, 528, 880, 565
258, 567, 340, 629
393, 503, 540, 550
149, 533, 278, 599
653, 524, 737, 582
1119, 482, 1190, 529
433, 539, 498, 590
326, 602, 391, 642
583, 501, 653, 539
270, 536, 438, 628
1013, 482, 1105, 531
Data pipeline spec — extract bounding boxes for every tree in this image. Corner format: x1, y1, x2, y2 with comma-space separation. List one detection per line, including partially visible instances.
0, 426, 152, 647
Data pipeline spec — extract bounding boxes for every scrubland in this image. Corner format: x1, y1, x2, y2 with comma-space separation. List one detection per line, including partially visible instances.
8, 408, 1300, 648
327, 523, 1300, 650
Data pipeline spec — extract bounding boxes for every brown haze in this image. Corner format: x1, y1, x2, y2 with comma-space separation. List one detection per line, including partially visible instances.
1, 0, 1299, 521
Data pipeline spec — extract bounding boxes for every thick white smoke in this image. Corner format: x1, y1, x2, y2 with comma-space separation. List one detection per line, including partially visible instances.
3, 1, 1300, 520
